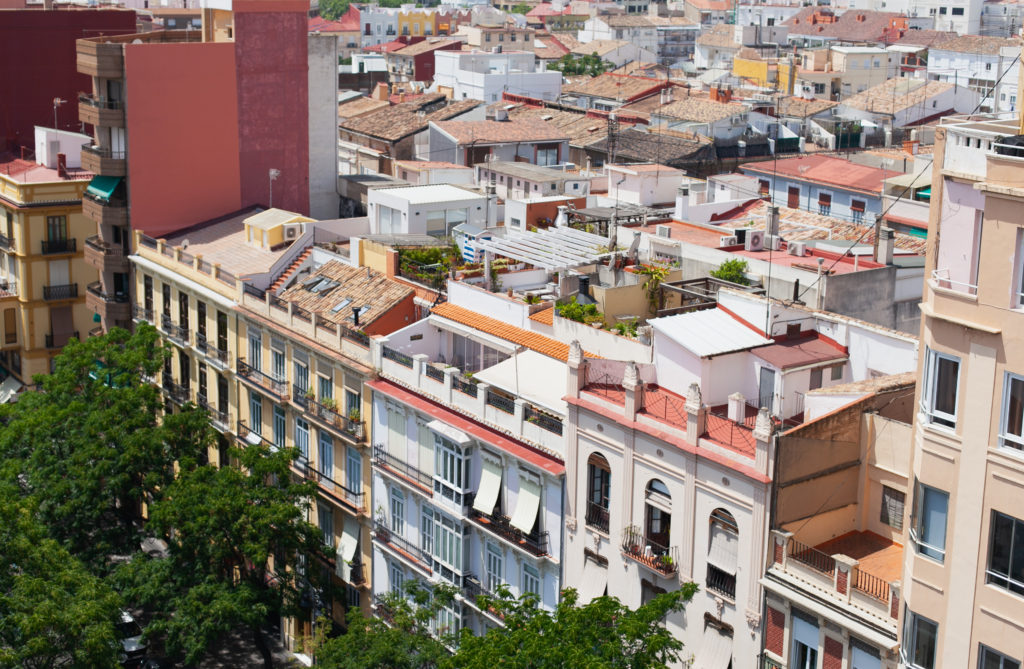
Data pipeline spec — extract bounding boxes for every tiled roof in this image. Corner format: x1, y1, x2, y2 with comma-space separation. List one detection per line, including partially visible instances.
337, 96, 389, 122
278, 260, 413, 330
589, 126, 712, 165
684, 0, 731, 10
752, 334, 847, 370
527, 3, 561, 17
499, 104, 622, 147
430, 302, 598, 360
783, 8, 905, 42
654, 96, 747, 123
930, 33, 1022, 55
887, 29, 957, 48
431, 119, 569, 144
532, 32, 571, 59
393, 160, 470, 171
393, 38, 461, 56
570, 39, 635, 57
807, 370, 915, 395
603, 15, 656, 26
695, 23, 739, 48
648, 15, 697, 26
340, 95, 482, 142
549, 30, 581, 51
528, 306, 554, 325
741, 155, 888, 194
840, 78, 956, 115
776, 95, 837, 118
561, 73, 666, 101
365, 39, 408, 53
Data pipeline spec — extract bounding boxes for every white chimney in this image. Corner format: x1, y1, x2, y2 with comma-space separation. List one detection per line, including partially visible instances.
877, 226, 896, 266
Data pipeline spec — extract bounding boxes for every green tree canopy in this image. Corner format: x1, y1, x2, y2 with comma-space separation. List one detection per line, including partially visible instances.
710, 258, 751, 286
318, 0, 348, 20
510, 3, 533, 14
0, 324, 212, 573
0, 485, 123, 669
117, 442, 331, 668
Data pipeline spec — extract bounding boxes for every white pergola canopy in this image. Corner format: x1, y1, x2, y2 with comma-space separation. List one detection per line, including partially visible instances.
476, 227, 612, 272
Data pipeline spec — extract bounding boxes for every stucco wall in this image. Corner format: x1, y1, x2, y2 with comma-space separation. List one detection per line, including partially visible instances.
308, 34, 341, 219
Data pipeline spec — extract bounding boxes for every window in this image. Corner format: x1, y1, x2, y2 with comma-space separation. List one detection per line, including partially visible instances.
987, 511, 1024, 595
813, 83, 826, 95
391, 487, 405, 535
851, 200, 865, 223
248, 331, 262, 372
319, 430, 334, 483
986, 62, 993, 71
911, 481, 949, 562
294, 360, 309, 395
903, 611, 938, 669
922, 349, 960, 428
3, 308, 14, 345
143, 275, 153, 315
295, 417, 310, 460
421, 505, 435, 555
217, 311, 227, 354
318, 373, 333, 401
818, 192, 831, 216
197, 300, 206, 338
485, 543, 503, 592
424, 506, 463, 575
809, 368, 822, 390
249, 391, 262, 434
939, 6, 946, 13
346, 445, 361, 495
197, 362, 207, 403
162, 284, 171, 320
272, 346, 285, 383
979, 645, 1020, 669
389, 561, 404, 595
586, 453, 611, 532
952, 7, 964, 15
707, 508, 738, 599
791, 609, 819, 669
179, 292, 189, 331
46, 215, 67, 242
645, 479, 671, 551
273, 405, 286, 450
880, 485, 905, 531
318, 503, 333, 548
522, 564, 540, 597
434, 433, 468, 504
1001, 373, 1024, 450
831, 364, 843, 381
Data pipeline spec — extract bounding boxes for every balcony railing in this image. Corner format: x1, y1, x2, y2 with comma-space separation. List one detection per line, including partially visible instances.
373, 443, 433, 491
84, 235, 126, 258
485, 390, 514, 414
932, 268, 978, 297
161, 315, 190, 346
585, 501, 610, 533
469, 508, 549, 558
86, 281, 129, 303
525, 405, 563, 435
292, 384, 310, 410
237, 420, 274, 448
788, 538, 835, 576
706, 563, 736, 599
308, 398, 365, 440
43, 283, 77, 301
621, 525, 678, 576
81, 142, 125, 160
44, 331, 79, 349
41, 238, 77, 255
373, 519, 433, 566
294, 454, 364, 510
453, 375, 478, 398
161, 373, 189, 405
0, 233, 10, 250
78, 92, 123, 110
133, 305, 154, 323
854, 568, 890, 603
236, 358, 288, 398
194, 333, 229, 366
197, 394, 231, 430
382, 346, 413, 368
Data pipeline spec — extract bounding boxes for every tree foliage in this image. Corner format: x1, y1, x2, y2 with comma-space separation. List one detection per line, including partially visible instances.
0, 486, 123, 669
547, 53, 610, 77
556, 295, 604, 325
318, 585, 697, 669
510, 3, 532, 14
0, 325, 212, 574
116, 443, 331, 668
710, 258, 751, 286
318, 0, 348, 20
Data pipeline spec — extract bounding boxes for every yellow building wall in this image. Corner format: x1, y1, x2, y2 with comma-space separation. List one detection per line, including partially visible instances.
399, 10, 432, 36
732, 56, 771, 88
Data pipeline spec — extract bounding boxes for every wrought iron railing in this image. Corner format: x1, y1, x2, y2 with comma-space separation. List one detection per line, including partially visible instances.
788, 538, 836, 576
585, 501, 610, 533
86, 281, 129, 303
343, 327, 370, 347
373, 519, 432, 566
133, 305, 153, 323
382, 346, 413, 368
424, 364, 446, 383
469, 508, 549, 557
44, 331, 78, 349
621, 525, 677, 576
373, 443, 433, 490
525, 405, 562, 435
237, 358, 288, 397
160, 315, 189, 345
485, 390, 514, 414
853, 568, 890, 602
84, 235, 126, 257
294, 454, 364, 509
706, 563, 736, 599
453, 375, 477, 398
43, 283, 77, 301
197, 395, 230, 429
41, 238, 76, 255
292, 384, 310, 410
194, 333, 229, 365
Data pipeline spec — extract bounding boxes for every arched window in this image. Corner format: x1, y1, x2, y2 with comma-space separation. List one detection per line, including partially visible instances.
585, 452, 610, 532
644, 479, 671, 553
706, 508, 738, 598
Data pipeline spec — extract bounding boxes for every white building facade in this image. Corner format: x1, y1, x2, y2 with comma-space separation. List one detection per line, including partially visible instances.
433, 50, 562, 103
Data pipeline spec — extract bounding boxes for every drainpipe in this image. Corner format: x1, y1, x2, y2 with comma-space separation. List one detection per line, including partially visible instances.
816, 257, 825, 310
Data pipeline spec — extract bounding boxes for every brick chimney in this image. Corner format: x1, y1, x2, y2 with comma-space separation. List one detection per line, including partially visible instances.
371, 82, 389, 102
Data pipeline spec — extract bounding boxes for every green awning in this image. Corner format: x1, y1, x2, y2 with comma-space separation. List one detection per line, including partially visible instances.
85, 176, 122, 202
916, 187, 931, 201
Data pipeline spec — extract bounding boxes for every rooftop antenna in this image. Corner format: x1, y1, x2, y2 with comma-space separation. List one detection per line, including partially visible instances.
52, 98, 66, 131
268, 168, 281, 208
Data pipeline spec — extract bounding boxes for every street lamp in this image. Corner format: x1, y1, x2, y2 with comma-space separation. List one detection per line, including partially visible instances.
52, 98, 66, 131
268, 168, 281, 208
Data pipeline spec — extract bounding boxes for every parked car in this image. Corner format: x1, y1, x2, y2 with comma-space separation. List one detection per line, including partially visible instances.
116, 610, 147, 667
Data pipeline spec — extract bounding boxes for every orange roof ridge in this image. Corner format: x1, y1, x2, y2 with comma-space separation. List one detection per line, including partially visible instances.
528, 306, 555, 326
431, 302, 599, 360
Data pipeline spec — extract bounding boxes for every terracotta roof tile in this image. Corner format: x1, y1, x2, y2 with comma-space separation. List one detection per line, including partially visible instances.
783, 8, 905, 42
570, 39, 636, 57
340, 95, 482, 142
528, 306, 554, 325
931, 33, 1022, 55
431, 302, 598, 360
393, 38, 461, 56
841, 78, 957, 115
741, 154, 888, 194
655, 96, 747, 123
278, 260, 413, 330
431, 119, 569, 144
561, 73, 667, 102
776, 95, 837, 118
337, 96, 390, 122
696, 23, 738, 48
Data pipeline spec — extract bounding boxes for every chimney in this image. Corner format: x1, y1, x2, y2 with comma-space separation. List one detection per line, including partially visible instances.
371, 81, 389, 101
56, 153, 67, 178
877, 226, 895, 266
727, 392, 746, 421
766, 205, 779, 237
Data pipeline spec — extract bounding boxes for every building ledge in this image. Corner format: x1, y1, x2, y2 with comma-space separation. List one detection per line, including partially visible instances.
919, 301, 1001, 334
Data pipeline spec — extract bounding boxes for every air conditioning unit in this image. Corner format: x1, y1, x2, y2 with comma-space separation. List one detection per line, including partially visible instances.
766, 234, 782, 251
720, 235, 737, 246
284, 224, 300, 240
656, 225, 672, 238
745, 230, 765, 251
788, 241, 806, 256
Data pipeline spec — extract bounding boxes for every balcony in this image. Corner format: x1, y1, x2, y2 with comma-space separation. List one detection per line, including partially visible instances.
76, 40, 124, 79
86, 282, 131, 324
0, 233, 10, 251
237, 358, 288, 400
43, 283, 78, 301
348, 561, 366, 586
161, 373, 189, 405
372, 519, 433, 571
83, 234, 130, 273
585, 501, 610, 533
931, 267, 978, 298
78, 93, 124, 127
133, 305, 154, 324
306, 396, 365, 442
82, 192, 128, 228
194, 333, 229, 369
80, 143, 126, 177
160, 315, 190, 347
373, 443, 433, 494
197, 395, 232, 433
41, 238, 76, 255
293, 454, 365, 512
621, 525, 678, 577
45, 331, 79, 349
706, 563, 736, 599
469, 508, 549, 558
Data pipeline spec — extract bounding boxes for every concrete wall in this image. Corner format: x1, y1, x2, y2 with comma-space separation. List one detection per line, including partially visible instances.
125, 42, 242, 237
308, 34, 341, 220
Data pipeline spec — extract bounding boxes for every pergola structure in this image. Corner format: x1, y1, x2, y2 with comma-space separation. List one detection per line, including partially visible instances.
476, 226, 613, 274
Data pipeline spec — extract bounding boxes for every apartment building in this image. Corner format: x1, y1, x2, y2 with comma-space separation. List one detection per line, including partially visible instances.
896, 112, 1024, 668
433, 50, 562, 104
370, 295, 568, 637
926, 35, 1021, 114
130, 206, 418, 651
0, 127, 98, 384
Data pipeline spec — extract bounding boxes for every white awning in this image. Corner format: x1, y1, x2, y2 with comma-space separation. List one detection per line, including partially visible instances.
707, 524, 738, 575
427, 419, 473, 446
472, 459, 503, 515
510, 477, 541, 533
692, 626, 733, 669
337, 515, 360, 581
245, 430, 263, 446
577, 559, 608, 604
0, 376, 22, 404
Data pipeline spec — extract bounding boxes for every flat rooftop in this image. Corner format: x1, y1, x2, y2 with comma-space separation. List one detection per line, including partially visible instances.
164, 207, 296, 278
0, 156, 91, 185
753, 334, 847, 370
816, 531, 903, 582
375, 184, 485, 204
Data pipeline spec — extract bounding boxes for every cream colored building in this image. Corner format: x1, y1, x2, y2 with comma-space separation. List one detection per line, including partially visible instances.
0, 127, 99, 386
899, 112, 1024, 669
